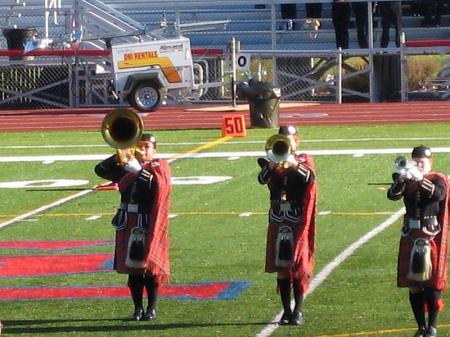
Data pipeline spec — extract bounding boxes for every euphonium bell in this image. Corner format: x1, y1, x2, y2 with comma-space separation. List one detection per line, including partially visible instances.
101, 109, 143, 149
394, 155, 416, 171
101, 109, 144, 163
265, 134, 292, 164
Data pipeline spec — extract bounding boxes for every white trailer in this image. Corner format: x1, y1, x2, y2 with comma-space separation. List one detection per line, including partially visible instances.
111, 36, 196, 111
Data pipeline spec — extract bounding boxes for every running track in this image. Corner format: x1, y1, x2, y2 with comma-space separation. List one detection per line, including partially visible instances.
0, 101, 449, 131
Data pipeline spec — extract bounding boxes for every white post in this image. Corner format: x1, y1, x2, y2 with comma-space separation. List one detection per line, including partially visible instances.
44, 0, 49, 38
400, 32, 407, 102
271, 4, 278, 87
337, 48, 342, 104
368, 0, 375, 102
231, 37, 237, 107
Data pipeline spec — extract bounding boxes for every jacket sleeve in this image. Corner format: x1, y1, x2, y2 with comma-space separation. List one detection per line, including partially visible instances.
387, 173, 405, 201
94, 155, 125, 182
420, 175, 447, 202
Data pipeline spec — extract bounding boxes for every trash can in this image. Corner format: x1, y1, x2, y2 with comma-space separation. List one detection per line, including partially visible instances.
2, 27, 37, 60
237, 79, 281, 128
373, 54, 401, 102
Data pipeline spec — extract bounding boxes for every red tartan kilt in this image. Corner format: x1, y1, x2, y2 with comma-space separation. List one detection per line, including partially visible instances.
397, 229, 446, 289
265, 220, 299, 273
114, 213, 146, 275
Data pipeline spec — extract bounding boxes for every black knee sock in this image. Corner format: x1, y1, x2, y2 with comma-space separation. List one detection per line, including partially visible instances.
128, 274, 145, 310
409, 291, 426, 329
144, 274, 158, 312
424, 287, 441, 328
292, 279, 303, 313
277, 278, 291, 314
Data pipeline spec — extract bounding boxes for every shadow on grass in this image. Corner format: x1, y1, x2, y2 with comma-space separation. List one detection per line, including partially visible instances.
2, 318, 271, 334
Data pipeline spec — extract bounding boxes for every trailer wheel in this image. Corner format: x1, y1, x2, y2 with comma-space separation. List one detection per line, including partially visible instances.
129, 81, 163, 112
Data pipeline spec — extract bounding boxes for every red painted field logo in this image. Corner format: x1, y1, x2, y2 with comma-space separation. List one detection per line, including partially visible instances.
0, 241, 251, 301
0, 254, 113, 277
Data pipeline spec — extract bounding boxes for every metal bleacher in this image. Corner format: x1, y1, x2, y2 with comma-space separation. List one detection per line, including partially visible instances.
0, 0, 447, 51
101, 1, 450, 51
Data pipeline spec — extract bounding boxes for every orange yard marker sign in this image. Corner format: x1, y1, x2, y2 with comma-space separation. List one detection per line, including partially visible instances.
221, 114, 247, 137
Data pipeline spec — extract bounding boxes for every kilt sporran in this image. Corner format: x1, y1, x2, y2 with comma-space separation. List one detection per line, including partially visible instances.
408, 238, 432, 282
125, 227, 147, 268
275, 226, 294, 268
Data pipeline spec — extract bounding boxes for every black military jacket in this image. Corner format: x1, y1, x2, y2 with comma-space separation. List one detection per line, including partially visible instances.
387, 173, 447, 220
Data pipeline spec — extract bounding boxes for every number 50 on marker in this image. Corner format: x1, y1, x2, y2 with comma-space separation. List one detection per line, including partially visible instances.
221, 114, 247, 137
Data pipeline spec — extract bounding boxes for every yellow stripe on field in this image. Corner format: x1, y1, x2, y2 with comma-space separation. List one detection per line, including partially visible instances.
314, 323, 450, 337
0, 211, 396, 219
331, 211, 395, 216
167, 136, 233, 161
0, 136, 234, 226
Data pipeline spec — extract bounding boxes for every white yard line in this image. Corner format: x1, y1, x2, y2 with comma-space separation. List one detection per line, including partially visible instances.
255, 207, 405, 337
0, 189, 94, 230
0, 139, 226, 229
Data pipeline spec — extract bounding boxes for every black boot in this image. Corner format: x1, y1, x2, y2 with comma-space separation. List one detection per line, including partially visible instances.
143, 275, 158, 320
424, 288, 441, 337
412, 327, 426, 337
409, 291, 426, 333
277, 278, 292, 325
128, 274, 145, 321
130, 307, 144, 321
424, 326, 437, 337
291, 279, 305, 325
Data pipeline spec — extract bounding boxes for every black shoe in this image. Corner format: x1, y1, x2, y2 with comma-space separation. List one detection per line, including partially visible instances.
130, 308, 144, 321
142, 308, 157, 321
290, 311, 304, 325
278, 311, 292, 325
413, 327, 426, 337
425, 326, 437, 337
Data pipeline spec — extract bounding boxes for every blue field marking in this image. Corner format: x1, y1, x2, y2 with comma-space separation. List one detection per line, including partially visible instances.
216, 280, 252, 300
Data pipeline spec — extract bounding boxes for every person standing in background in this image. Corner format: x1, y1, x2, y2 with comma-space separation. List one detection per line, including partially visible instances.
332, 0, 351, 49
281, 3, 297, 30
380, 1, 402, 47
352, 1, 369, 48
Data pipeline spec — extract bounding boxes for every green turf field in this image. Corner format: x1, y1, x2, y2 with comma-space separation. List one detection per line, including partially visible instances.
1, 123, 450, 337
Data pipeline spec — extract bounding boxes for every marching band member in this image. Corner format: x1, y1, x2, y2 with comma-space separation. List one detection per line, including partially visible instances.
95, 133, 172, 321
387, 145, 449, 337
258, 125, 318, 326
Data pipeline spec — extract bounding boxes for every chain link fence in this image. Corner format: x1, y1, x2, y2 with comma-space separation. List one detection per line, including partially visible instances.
0, 1, 447, 108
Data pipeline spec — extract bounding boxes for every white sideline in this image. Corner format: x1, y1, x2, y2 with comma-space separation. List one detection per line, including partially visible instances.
255, 207, 405, 337
3, 147, 450, 163
2, 136, 450, 149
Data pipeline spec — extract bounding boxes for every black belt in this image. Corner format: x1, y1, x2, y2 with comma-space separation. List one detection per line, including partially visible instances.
271, 199, 299, 206
405, 216, 438, 229
402, 216, 440, 236
119, 202, 150, 214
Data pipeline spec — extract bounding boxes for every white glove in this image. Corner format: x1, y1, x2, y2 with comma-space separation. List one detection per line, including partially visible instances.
286, 154, 298, 166
399, 168, 413, 181
123, 158, 142, 173
408, 166, 423, 181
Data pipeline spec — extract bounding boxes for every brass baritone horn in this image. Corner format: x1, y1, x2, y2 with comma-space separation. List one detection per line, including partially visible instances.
101, 109, 144, 163
265, 134, 292, 163
101, 108, 144, 150
394, 155, 416, 171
